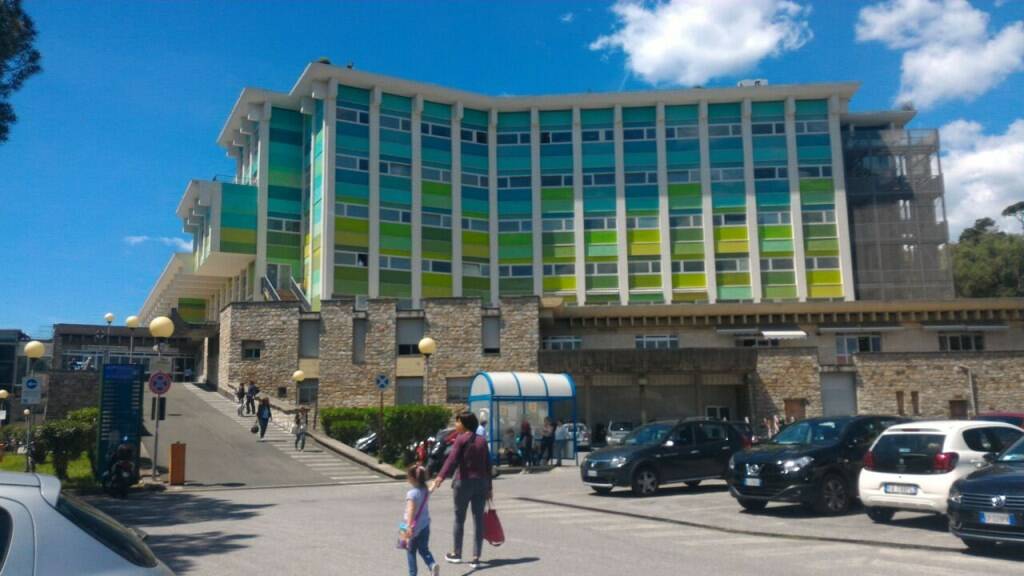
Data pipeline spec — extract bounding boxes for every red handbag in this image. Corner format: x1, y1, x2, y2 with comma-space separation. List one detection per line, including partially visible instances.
483, 500, 505, 546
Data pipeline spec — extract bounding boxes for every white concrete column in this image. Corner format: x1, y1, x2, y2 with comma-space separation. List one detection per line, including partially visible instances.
613, 105, 629, 305
742, 99, 762, 303
698, 100, 717, 303
571, 107, 586, 306
655, 103, 672, 305
829, 94, 856, 301
451, 102, 464, 297
530, 108, 543, 296
488, 109, 499, 307
368, 87, 382, 298
785, 97, 809, 301
253, 101, 271, 291
321, 79, 338, 301
411, 95, 424, 308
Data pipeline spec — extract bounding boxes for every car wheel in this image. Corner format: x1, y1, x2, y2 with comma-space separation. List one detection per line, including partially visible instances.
685, 480, 702, 488
815, 474, 850, 515
738, 498, 767, 511
962, 538, 998, 553
631, 467, 659, 496
591, 486, 613, 495
865, 507, 895, 523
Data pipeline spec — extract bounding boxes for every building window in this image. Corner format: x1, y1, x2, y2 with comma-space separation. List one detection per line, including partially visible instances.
911, 391, 920, 416
352, 319, 367, 364
735, 337, 779, 348
805, 256, 840, 270
542, 264, 575, 276
297, 380, 319, 405
760, 258, 794, 271
542, 336, 581, 351
756, 211, 791, 225
396, 377, 424, 405
335, 250, 369, 268
446, 377, 472, 404
715, 258, 749, 272
949, 399, 969, 419
784, 399, 807, 421
635, 335, 678, 350
896, 391, 905, 416
242, 340, 263, 360
835, 334, 881, 365
672, 260, 705, 273
584, 262, 618, 276
483, 317, 501, 355
396, 318, 425, 356
462, 262, 490, 278
712, 213, 746, 226
938, 333, 984, 352
669, 214, 701, 228
299, 320, 320, 359
267, 218, 301, 233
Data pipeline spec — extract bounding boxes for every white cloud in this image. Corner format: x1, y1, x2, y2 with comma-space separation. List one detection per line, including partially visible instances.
940, 118, 1024, 237
590, 0, 812, 86
856, 0, 1024, 109
123, 235, 193, 252
560, 12, 575, 23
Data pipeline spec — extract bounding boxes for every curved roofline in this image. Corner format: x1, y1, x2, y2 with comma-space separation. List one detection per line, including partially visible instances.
218, 60, 861, 148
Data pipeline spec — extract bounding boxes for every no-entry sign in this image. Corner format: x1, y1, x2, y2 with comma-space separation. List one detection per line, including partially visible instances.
148, 371, 172, 396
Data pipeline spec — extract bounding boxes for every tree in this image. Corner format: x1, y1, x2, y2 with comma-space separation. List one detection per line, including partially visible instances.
0, 0, 42, 143
1003, 201, 1024, 234
958, 217, 996, 244
953, 219, 1024, 298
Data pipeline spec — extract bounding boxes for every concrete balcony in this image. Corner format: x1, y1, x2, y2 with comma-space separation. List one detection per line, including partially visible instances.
177, 179, 257, 277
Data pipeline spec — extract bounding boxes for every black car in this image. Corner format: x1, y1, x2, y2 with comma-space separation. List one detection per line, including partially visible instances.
949, 435, 1024, 551
727, 415, 906, 514
581, 419, 750, 496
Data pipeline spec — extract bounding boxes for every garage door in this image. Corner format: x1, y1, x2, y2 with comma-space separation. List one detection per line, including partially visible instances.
821, 373, 857, 416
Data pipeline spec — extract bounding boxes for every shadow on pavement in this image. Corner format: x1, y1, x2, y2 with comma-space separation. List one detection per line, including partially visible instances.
887, 513, 949, 533
739, 502, 863, 518
468, 556, 541, 572
588, 483, 729, 499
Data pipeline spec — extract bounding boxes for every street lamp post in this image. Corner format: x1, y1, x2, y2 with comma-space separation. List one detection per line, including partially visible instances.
148, 316, 174, 481
126, 315, 139, 364
23, 340, 44, 474
292, 370, 310, 430
418, 337, 437, 402
104, 313, 115, 364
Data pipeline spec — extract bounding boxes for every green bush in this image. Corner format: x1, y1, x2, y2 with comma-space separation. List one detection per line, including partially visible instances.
65, 407, 99, 472
321, 405, 451, 462
40, 419, 93, 480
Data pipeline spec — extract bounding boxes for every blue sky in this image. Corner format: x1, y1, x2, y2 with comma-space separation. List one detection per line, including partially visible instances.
2, 0, 1023, 337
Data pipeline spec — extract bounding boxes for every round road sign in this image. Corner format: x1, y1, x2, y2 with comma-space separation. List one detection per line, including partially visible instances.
375, 374, 390, 390
24, 378, 38, 390
148, 371, 172, 396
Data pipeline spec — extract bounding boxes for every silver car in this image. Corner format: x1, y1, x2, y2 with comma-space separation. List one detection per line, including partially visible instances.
606, 421, 635, 446
0, 472, 173, 575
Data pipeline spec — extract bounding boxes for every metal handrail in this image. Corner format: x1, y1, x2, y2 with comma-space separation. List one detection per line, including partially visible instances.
261, 276, 280, 301
289, 276, 312, 312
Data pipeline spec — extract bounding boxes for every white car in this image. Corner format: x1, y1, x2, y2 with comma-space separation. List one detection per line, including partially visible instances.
859, 420, 1024, 522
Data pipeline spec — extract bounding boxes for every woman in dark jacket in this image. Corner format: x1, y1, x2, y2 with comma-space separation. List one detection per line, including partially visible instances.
518, 419, 534, 469
431, 411, 492, 569
256, 397, 272, 441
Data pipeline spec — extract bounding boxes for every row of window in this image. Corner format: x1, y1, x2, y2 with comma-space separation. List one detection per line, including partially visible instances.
708, 123, 742, 138
715, 258, 749, 272
338, 106, 369, 125
627, 260, 661, 274
585, 262, 619, 276
463, 262, 490, 278
498, 264, 533, 278
337, 202, 369, 219
497, 131, 531, 145
542, 263, 575, 276
713, 213, 746, 226
757, 211, 791, 225
462, 173, 489, 188
636, 334, 679, 349
805, 256, 840, 269
380, 255, 411, 271
584, 217, 617, 231
422, 166, 452, 183
461, 127, 488, 144
711, 167, 745, 182
672, 260, 705, 273
803, 209, 836, 224
421, 121, 451, 139
760, 258, 794, 271
543, 217, 574, 232
541, 174, 573, 188
670, 214, 701, 228
381, 207, 412, 224
498, 219, 532, 233
540, 130, 571, 144
380, 160, 412, 177
380, 114, 412, 132
498, 175, 531, 189
422, 213, 453, 229
267, 218, 301, 234
463, 217, 489, 232
423, 259, 452, 274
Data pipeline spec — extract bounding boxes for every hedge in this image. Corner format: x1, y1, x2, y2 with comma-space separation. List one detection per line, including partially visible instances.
321, 405, 451, 462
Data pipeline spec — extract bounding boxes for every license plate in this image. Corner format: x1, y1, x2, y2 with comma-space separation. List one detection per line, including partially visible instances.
587, 470, 598, 478
980, 512, 1013, 526
883, 483, 918, 495
744, 477, 762, 487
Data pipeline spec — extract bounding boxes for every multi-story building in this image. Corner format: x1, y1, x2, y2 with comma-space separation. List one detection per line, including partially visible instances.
138, 62, 1022, 433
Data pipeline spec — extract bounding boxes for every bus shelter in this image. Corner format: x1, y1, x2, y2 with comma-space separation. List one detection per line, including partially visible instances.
468, 372, 577, 464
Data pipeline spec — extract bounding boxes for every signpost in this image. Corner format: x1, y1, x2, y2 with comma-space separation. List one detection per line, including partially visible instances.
376, 374, 389, 463
20, 376, 41, 406
148, 371, 171, 480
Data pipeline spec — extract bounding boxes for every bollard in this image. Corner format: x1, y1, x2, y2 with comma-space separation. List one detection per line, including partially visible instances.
169, 442, 186, 486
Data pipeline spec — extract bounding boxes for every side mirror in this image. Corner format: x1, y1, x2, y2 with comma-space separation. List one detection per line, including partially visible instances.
983, 452, 998, 463
663, 440, 675, 448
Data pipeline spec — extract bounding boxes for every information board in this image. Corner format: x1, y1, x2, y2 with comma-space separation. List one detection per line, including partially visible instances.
95, 364, 144, 480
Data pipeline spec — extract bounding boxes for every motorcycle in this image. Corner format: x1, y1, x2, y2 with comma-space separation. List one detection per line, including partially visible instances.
102, 440, 136, 498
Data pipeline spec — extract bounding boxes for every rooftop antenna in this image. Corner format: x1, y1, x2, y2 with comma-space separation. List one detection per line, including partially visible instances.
347, 61, 354, 69
315, 57, 332, 65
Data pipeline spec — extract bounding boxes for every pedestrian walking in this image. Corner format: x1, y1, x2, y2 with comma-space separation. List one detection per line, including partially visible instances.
431, 411, 493, 569
292, 412, 307, 451
554, 420, 567, 466
401, 465, 440, 576
245, 381, 258, 415
235, 385, 245, 416
256, 397, 272, 441
518, 419, 533, 470
539, 417, 554, 466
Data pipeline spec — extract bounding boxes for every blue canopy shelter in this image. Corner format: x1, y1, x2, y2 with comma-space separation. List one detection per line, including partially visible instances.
468, 372, 577, 464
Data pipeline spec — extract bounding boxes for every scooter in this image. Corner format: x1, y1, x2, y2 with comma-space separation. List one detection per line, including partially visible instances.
102, 441, 136, 498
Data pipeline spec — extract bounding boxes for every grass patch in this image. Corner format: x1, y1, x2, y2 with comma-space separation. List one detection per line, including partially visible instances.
0, 454, 98, 490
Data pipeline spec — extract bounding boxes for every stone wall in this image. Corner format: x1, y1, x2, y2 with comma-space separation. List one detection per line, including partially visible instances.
319, 298, 397, 408
45, 370, 101, 419
855, 352, 1024, 418
751, 348, 822, 422
218, 302, 300, 394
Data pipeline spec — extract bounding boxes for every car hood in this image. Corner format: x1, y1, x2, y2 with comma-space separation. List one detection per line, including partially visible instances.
962, 463, 1024, 493
587, 445, 646, 461
734, 443, 831, 464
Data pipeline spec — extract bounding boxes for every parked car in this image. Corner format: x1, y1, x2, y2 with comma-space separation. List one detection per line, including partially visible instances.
353, 431, 378, 455
605, 421, 634, 446
727, 415, 906, 514
729, 421, 759, 445
860, 420, 1024, 522
426, 427, 457, 477
0, 472, 173, 575
559, 422, 591, 451
582, 419, 750, 496
949, 433, 1024, 551
974, 412, 1024, 428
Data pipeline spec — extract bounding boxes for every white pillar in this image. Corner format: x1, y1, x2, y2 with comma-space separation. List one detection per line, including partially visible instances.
321, 80, 338, 301
254, 101, 271, 290
785, 97, 809, 302
530, 108, 543, 296
488, 109, 499, 307
655, 103, 672, 305
368, 87, 382, 298
571, 107, 586, 306
829, 94, 856, 301
411, 95, 424, 308
698, 101, 717, 303
451, 103, 464, 297
742, 99, 762, 303
613, 105, 628, 305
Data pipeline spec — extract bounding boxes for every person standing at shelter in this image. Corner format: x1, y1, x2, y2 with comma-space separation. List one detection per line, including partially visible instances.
554, 420, 567, 466
518, 420, 534, 470
539, 418, 555, 466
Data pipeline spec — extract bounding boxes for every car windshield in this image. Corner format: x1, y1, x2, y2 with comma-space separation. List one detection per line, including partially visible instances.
999, 436, 1024, 463
623, 423, 673, 446
772, 419, 848, 445
54, 493, 158, 568
610, 422, 634, 432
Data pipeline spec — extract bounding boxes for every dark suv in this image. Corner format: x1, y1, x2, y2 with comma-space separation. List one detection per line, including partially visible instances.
727, 415, 906, 514
949, 435, 1024, 552
582, 419, 750, 496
